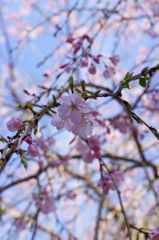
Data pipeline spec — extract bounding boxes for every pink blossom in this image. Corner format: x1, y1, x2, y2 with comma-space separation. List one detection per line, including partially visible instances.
47, 136, 56, 146
73, 41, 82, 53
103, 67, 115, 79
58, 93, 92, 123
71, 114, 93, 139
13, 218, 28, 231
98, 174, 114, 195
80, 57, 89, 67
51, 114, 65, 130
52, 93, 94, 139
144, 91, 159, 112
77, 141, 94, 163
28, 144, 38, 157
77, 135, 100, 163
7, 117, 22, 132
150, 228, 159, 240
110, 55, 120, 65
92, 56, 100, 64
111, 116, 133, 134
66, 36, 75, 44
111, 169, 124, 186
88, 63, 96, 75
98, 170, 124, 195
60, 63, 73, 73
88, 135, 100, 158
37, 137, 47, 151
24, 135, 32, 144
51, 159, 62, 168
32, 190, 54, 214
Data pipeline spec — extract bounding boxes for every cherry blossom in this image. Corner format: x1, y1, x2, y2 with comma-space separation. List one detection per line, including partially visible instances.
80, 57, 89, 67
13, 218, 28, 231
24, 135, 32, 144
98, 169, 124, 195
52, 93, 95, 139
32, 189, 54, 214
36, 137, 47, 151
58, 92, 92, 122
103, 67, 115, 79
111, 116, 134, 134
109, 55, 120, 65
77, 135, 100, 163
60, 63, 74, 73
28, 144, 39, 157
88, 63, 96, 75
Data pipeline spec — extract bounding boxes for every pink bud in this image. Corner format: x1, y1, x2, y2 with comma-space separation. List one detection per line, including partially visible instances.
103, 67, 115, 79
83, 35, 94, 44
24, 135, 32, 144
110, 55, 120, 65
66, 36, 75, 44
7, 117, 22, 132
80, 58, 88, 67
73, 41, 82, 53
88, 63, 96, 75
60, 63, 73, 73
92, 56, 100, 64
28, 144, 38, 157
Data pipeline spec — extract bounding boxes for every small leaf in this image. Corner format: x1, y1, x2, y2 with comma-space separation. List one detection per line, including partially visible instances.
149, 127, 159, 140
124, 72, 133, 81
121, 80, 130, 89
25, 101, 33, 109
131, 113, 143, 124
139, 78, 146, 87
0, 136, 8, 143
68, 76, 74, 93
17, 103, 24, 110
81, 80, 86, 91
21, 151, 28, 170
122, 100, 132, 110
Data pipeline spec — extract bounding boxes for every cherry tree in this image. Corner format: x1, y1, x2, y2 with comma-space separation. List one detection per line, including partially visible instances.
0, 0, 159, 239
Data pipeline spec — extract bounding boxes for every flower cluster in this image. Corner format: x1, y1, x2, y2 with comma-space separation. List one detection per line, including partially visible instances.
77, 135, 100, 163
98, 169, 124, 195
27, 136, 55, 158
7, 116, 55, 160
60, 35, 119, 78
32, 189, 54, 214
52, 92, 95, 139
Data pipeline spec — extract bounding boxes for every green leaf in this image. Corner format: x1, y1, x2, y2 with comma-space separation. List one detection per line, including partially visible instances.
17, 103, 24, 110
82, 91, 88, 99
25, 101, 33, 109
21, 152, 28, 170
139, 76, 150, 88
81, 80, 86, 91
124, 72, 133, 81
0, 136, 8, 143
122, 100, 132, 110
131, 113, 143, 124
121, 80, 130, 89
139, 78, 146, 87
68, 76, 74, 93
